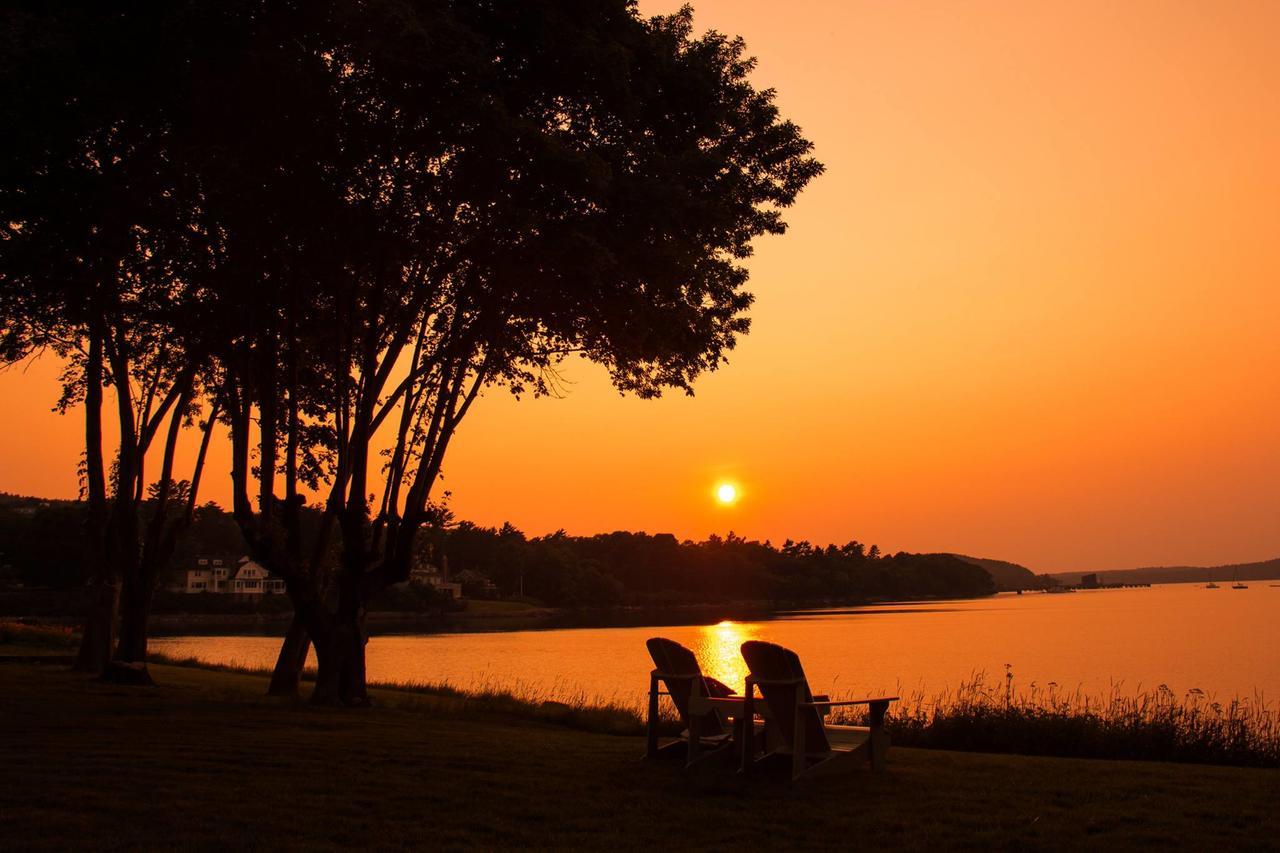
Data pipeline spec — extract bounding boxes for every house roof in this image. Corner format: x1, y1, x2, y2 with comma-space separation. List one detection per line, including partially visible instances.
229, 559, 284, 581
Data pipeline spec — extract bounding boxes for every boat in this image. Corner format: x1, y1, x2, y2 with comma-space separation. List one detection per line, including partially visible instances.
1231, 569, 1248, 590
1205, 582, 1219, 589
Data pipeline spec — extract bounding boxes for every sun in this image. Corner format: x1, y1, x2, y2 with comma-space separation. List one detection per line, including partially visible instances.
715, 482, 739, 506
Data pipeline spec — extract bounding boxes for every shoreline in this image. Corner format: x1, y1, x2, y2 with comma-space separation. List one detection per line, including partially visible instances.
152, 600, 774, 637
143, 590, 995, 637
6, 592, 988, 637
13, 582, 1191, 638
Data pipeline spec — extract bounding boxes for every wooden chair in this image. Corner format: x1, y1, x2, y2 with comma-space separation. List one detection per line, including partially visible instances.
645, 637, 748, 767
739, 639, 897, 781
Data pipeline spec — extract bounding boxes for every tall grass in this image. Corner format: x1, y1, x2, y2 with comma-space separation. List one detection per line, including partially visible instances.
830, 668, 1279, 768
0, 620, 78, 649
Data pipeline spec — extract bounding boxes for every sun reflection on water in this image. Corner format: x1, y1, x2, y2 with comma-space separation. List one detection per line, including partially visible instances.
692, 620, 760, 693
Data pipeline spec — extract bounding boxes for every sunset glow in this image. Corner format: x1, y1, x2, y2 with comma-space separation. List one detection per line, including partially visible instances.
1, 1, 1278, 572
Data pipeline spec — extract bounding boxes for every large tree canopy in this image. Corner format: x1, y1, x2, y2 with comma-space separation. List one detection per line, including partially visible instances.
1, 0, 822, 699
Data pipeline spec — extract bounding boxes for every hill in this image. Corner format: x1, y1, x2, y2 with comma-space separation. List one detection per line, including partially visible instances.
1048, 558, 1280, 587
949, 554, 1048, 591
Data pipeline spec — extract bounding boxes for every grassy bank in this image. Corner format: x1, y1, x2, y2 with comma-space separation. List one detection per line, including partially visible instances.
151, 651, 652, 737
11, 620, 1276, 769
150, 651, 1280, 769
2, 660, 1278, 850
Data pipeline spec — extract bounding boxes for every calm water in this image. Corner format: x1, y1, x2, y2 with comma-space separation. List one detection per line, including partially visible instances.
153, 584, 1280, 708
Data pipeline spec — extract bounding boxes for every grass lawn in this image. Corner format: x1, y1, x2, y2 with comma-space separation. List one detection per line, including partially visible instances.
2, 661, 1277, 850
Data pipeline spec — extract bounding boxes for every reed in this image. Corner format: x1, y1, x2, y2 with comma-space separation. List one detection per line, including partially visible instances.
830, 668, 1279, 768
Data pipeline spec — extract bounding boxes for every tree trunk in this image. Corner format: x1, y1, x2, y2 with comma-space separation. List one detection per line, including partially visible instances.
73, 579, 118, 674
268, 614, 311, 697
309, 630, 341, 706
74, 318, 112, 674
108, 568, 155, 685
343, 609, 369, 705
308, 614, 368, 706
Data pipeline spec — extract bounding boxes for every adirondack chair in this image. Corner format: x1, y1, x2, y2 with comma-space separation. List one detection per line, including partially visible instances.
645, 637, 748, 767
739, 640, 897, 781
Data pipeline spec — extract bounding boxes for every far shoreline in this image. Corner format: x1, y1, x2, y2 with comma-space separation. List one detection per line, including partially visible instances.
151, 590, 1022, 637
15, 582, 1195, 640
151, 583, 1190, 638
13, 590, 1010, 638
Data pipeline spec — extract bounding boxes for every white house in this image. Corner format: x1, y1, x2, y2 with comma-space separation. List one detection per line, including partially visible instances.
184, 557, 231, 593
184, 556, 285, 595
405, 560, 462, 599
228, 558, 286, 595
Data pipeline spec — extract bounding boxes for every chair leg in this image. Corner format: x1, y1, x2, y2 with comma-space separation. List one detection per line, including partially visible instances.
792, 704, 806, 782
870, 730, 890, 772
687, 712, 700, 767
645, 674, 660, 759
740, 682, 755, 775
868, 700, 889, 771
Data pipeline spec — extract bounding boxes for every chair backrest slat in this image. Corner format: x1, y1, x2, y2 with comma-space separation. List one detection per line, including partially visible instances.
740, 640, 830, 754
646, 637, 726, 735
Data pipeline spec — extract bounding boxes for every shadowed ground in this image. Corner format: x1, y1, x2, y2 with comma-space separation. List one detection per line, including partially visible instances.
1, 662, 1277, 850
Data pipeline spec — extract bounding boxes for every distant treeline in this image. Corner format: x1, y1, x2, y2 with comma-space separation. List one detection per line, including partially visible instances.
0, 494, 996, 608
438, 523, 995, 606
1048, 560, 1280, 587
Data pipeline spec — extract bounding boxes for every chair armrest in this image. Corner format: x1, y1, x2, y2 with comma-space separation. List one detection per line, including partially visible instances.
801, 696, 899, 708
692, 696, 747, 710
747, 677, 807, 687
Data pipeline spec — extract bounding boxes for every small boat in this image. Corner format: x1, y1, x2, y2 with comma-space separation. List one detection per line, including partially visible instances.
1231, 569, 1248, 590
1205, 582, 1219, 589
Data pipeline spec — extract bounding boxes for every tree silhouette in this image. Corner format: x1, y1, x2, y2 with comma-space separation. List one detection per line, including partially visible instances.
2, 0, 822, 701
0, 5, 218, 678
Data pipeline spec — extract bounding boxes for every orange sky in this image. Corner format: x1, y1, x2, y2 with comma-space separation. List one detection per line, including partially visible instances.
3, 0, 1279, 571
